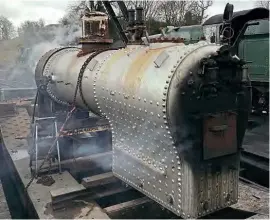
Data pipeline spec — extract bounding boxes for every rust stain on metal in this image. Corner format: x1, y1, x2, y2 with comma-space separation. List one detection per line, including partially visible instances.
100, 49, 127, 81
123, 48, 162, 94
203, 112, 237, 160
150, 37, 185, 43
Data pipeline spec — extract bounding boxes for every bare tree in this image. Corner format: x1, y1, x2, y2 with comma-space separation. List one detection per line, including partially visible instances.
255, 0, 269, 9
0, 16, 15, 40
191, 0, 213, 23
124, 0, 162, 33
158, 1, 194, 26
60, 0, 106, 26
158, 0, 213, 26
125, 0, 161, 20
17, 19, 45, 37
60, 0, 88, 25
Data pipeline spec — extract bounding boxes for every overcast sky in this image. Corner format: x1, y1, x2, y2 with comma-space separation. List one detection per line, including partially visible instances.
0, 0, 258, 28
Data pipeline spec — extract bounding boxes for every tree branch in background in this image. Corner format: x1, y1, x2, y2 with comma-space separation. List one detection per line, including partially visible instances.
191, 0, 213, 24
59, 0, 213, 36
0, 16, 15, 40
158, 0, 213, 26
17, 19, 45, 37
255, 0, 269, 9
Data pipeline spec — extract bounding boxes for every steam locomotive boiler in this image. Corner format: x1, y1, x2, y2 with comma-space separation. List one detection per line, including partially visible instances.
33, 8, 251, 219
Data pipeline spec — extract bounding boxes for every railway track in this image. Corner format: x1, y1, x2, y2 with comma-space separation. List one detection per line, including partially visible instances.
241, 116, 269, 188
240, 151, 269, 188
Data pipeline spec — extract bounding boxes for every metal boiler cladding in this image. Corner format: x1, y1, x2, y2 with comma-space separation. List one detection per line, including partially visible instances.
35, 41, 250, 218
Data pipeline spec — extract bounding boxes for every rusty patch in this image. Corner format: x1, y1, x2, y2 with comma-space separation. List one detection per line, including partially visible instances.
99, 49, 127, 82
150, 37, 185, 43
122, 49, 161, 94
203, 112, 237, 160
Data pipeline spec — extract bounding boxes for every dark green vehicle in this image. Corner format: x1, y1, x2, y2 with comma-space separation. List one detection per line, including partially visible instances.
202, 7, 269, 115
162, 25, 205, 44
143, 25, 205, 45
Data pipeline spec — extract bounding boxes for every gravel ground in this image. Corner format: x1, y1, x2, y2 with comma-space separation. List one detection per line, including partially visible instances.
232, 181, 269, 219
0, 181, 10, 219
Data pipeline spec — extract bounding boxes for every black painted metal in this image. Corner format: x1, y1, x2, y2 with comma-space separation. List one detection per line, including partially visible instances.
102, 1, 128, 44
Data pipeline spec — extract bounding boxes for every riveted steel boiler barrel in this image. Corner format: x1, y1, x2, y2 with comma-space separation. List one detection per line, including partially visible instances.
35, 41, 251, 218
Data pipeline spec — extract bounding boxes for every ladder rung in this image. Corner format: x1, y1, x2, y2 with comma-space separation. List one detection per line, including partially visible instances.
39, 136, 55, 140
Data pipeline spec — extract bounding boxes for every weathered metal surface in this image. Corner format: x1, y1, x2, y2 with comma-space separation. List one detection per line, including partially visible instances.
95, 42, 238, 218
203, 112, 237, 159
79, 10, 113, 56
33, 41, 252, 218
81, 11, 111, 42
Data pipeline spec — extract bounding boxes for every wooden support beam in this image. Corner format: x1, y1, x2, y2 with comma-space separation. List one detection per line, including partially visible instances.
104, 197, 152, 217
82, 172, 118, 188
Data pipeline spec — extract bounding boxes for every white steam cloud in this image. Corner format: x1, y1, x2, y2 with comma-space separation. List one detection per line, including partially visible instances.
7, 21, 81, 88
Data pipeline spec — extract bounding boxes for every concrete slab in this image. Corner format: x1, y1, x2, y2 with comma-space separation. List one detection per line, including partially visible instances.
0, 182, 10, 219
0, 108, 108, 219
232, 181, 269, 218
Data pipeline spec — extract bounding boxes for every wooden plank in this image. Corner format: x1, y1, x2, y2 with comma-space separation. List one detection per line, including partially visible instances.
82, 172, 118, 188
104, 197, 151, 216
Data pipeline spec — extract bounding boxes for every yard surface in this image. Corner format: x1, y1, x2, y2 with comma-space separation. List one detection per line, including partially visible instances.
0, 181, 10, 219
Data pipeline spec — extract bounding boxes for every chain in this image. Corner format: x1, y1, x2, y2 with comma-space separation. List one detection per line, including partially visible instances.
76, 48, 118, 110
